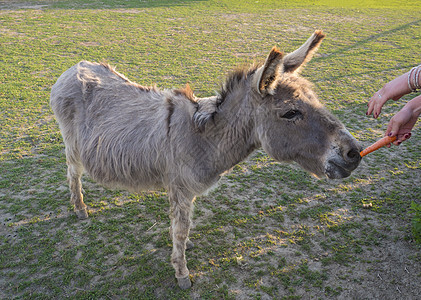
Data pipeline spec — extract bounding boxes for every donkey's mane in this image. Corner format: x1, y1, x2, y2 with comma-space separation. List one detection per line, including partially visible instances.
217, 64, 260, 108
101, 61, 261, 130
174, 84, 196, 103
193, 64, 261, 130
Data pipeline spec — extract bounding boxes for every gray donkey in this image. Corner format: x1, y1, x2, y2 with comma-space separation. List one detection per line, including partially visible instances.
50, 31, 361, 289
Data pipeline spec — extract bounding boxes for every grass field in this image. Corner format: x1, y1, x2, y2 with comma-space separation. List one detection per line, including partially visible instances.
1, 0, 420, 299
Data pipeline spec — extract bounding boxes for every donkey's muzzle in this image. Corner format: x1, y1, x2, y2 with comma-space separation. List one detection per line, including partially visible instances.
346, 148, 361, 162
325, 159, 356, 179
325, 144, 362, 179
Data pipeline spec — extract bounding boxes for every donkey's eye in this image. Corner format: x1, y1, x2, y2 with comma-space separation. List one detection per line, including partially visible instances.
281, 110, 302, 120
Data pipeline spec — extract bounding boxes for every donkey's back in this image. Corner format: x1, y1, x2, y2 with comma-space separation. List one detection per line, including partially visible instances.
50, 61, 175, 193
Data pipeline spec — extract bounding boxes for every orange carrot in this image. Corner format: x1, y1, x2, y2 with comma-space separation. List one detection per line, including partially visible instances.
360, 136, 397, 157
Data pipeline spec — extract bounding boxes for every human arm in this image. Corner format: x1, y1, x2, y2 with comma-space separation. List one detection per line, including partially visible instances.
367, 71, 412, 118
367, 65, 421, 118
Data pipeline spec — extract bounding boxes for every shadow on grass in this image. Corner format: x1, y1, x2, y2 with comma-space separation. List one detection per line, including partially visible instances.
315, 18, 421, 63
0, 0, 209, 9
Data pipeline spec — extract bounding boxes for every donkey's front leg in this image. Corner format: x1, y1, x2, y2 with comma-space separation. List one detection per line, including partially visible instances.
169, 190, 194, 289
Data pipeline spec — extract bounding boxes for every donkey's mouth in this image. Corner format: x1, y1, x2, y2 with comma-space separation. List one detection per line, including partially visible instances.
325, 160, 353, 179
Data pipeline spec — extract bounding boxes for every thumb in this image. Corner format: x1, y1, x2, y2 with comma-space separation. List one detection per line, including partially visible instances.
387, 119, 406, 145
386, 118, 401, 138
385, 122, 395, 138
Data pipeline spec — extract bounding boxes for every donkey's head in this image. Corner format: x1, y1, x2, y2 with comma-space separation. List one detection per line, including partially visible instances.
252, 31, 361, 179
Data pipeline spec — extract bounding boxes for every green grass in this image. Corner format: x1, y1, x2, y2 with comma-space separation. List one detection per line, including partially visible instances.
1, 0, 421, 299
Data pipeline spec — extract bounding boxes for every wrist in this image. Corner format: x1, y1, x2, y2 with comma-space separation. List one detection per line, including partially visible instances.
382, 73, 410, 100
405, 94, 421, 116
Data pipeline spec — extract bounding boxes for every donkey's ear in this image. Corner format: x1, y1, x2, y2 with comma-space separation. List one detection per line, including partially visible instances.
254, 47, 284, 96
283, 30, 325, 74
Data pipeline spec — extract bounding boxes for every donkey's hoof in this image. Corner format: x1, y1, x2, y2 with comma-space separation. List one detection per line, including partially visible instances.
177, 276, 192, 290
186, 239, 195, 250
75, 208, 88, 219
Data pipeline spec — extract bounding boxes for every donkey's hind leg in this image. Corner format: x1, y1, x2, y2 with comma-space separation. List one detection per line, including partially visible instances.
67, 161, 88, 219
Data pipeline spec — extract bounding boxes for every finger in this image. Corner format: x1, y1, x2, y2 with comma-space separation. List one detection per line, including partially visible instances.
393, 139, 402, 146
390, 130, 408, 146
385, 119, 401, 147
368, 92, 386, 118
373, 96, 389, 118
385, 122, 394, 138
366, 100, 374, 116
367, 93, 378, 108
366, 92, 380, 115
396, 132, 412, 145
373, 105, 382, 118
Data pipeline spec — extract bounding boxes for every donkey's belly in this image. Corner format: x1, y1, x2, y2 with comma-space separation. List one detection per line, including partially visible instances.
86, 163, 166, 193
80, 140, 167, 192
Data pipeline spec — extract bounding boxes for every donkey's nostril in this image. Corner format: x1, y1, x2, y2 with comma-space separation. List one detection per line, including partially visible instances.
347, 148, 360, 160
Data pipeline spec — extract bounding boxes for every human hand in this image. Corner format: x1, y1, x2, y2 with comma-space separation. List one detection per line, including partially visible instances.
367, 72, 411, 118
385, 105, 418, 146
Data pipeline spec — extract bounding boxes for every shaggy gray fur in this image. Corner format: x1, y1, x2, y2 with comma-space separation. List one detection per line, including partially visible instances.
50, 31, 361, 289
